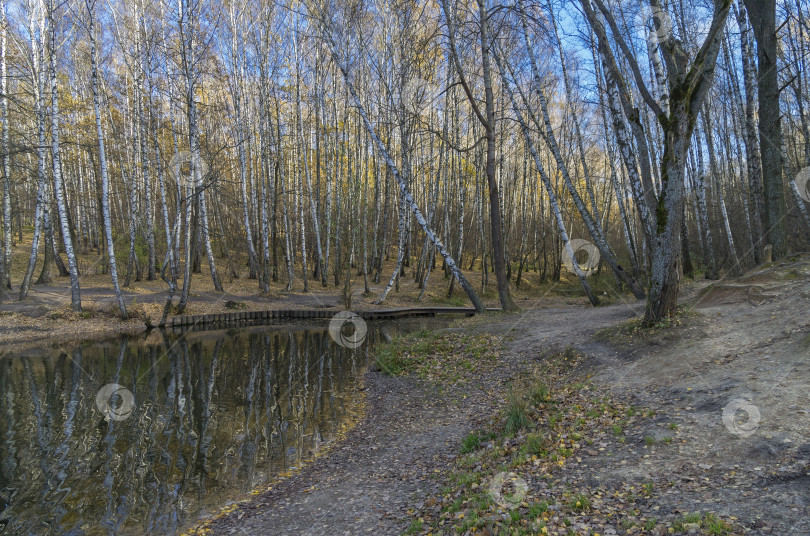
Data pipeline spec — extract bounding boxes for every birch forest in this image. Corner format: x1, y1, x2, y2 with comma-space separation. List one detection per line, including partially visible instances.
0, 0, 808, 325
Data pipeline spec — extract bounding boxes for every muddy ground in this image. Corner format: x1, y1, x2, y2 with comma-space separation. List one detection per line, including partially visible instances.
188, 256, 809, 536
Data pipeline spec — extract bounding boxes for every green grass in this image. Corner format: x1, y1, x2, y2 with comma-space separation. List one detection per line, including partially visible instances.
460, 432, 481, 454
404, 518, 423, 534
519, 432, 546, 458
530, 381, 551, 405
703, 513, 735, 535
671, 512, 734, 534
567, 493, 590, 512
504, 395, 531, 436
431, 294, 467, 307
528, 502, 548, 518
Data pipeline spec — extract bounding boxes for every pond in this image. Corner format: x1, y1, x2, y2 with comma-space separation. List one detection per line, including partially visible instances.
0, 317, 442, 535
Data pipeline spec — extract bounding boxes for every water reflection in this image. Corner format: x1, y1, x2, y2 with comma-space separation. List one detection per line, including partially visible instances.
0, 321, 425, 535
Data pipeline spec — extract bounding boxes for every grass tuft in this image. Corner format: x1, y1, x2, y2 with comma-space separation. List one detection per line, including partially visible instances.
504, 394, 530, 436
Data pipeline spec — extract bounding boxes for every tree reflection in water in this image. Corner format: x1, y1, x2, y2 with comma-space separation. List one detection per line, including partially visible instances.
0, 322, 416, 535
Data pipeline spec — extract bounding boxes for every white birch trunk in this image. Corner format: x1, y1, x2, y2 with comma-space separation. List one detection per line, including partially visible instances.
47, 0, 81, 311
693, 138, 718, 278
702, 113, 741, 274
229, 2, 259, 280
0, 0, 10, 292
88, 0, 126, 318
19, 0, 48, 300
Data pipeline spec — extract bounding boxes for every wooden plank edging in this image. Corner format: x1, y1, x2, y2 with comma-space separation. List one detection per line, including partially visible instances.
166, 306, 493, 332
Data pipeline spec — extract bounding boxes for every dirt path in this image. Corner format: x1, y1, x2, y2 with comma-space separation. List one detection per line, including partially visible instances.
199, 373, 487, 536
192, 257, 809, 536
194, 302, 640, 535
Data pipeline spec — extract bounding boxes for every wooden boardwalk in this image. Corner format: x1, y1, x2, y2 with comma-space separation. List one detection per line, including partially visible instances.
167, 306, 493, 332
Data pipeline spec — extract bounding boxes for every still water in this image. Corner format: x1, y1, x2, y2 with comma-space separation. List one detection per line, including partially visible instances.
0, 319, 439, 535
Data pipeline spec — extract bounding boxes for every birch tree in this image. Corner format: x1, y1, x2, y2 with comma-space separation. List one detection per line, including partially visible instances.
0, 0, 10, 293
47, 0, 82, 311
441, 0, 517, 312
583, 0, 733, 324
742, 0, 788, 259
86, 0, 126, 318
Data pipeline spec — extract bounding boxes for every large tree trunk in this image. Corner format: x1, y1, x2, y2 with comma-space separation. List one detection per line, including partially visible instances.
743, 0, 788, 259
584, 0, 731, 324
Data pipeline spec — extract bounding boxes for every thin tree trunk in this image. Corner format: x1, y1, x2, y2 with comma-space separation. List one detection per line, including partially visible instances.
20, 4, 48, 300
88, 0, 126, 318
510, 19, 646, 298
735, 2, 765, 263
180, 0, 221, 292
0, 0, 10, 292
702, 112, 741, 274
47, 0, 81, 311
692, 138, 719, 278
229, 3, 259, 280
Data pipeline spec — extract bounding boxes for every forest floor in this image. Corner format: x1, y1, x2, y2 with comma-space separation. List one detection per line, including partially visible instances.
0, 235, 622, 351
184, 254, 810, 536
